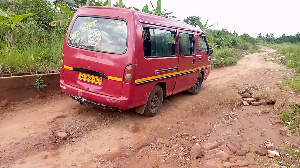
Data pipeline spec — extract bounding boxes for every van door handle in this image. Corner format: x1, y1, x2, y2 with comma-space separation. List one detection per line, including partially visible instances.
199, 57, 202, 61
192, 58, 195, 64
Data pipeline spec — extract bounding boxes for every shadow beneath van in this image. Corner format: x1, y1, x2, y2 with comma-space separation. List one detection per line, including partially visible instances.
64, 84, 209, 141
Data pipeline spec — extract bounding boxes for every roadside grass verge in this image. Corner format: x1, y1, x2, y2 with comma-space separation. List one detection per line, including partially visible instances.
287, 147, 300, 162
208, 29, 258, 68
0, 25, 258, 73
284, 76, 300, 92
212, 48, 241, 67
212, 46, 258, 68
281, 104, 300, 134
0, 21, 65, 74
0, 39, 63, 74
272, 43, 300, 92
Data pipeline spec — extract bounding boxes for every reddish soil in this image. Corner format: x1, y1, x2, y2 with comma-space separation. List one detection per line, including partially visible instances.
0, 46, 299, 168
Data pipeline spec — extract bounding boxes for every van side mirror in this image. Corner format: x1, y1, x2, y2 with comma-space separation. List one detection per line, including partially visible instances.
208, 48, 213, 55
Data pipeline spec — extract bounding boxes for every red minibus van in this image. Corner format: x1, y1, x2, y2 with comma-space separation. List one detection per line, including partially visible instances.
60, 6, 212, 116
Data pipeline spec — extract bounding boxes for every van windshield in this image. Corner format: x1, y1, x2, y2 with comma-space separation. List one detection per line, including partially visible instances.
68, 16, 128, 54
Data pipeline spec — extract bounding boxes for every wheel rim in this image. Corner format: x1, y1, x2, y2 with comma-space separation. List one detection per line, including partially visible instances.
195, 78, 201, 90
150, 91, 160, 112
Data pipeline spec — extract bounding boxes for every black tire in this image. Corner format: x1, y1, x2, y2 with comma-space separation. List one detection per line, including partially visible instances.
143, 85, 164, 117
188, 73, 203, 95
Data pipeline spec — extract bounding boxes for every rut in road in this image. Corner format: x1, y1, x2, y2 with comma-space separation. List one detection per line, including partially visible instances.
0, 46, 299, 167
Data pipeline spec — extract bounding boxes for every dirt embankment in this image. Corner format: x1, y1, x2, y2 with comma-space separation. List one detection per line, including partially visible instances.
0, 46, 299, 168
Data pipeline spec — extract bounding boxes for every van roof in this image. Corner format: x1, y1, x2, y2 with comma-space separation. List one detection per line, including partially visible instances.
77, 6, 204, 34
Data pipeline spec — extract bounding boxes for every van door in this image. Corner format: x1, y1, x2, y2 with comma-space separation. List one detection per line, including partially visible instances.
134, 26, 178, 100
173, 32, 196, 93
196, 34, 210, 69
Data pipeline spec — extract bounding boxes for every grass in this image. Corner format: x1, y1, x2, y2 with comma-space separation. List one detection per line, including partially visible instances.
0, 22, 258, 74
212, 48, 241, 67
285, 76, 300, 92
207, 29, 258, 68
0, 20, 65, 74
212, 46, 258, 68
280, 104, 300, 134
272, 43, 300, 92
287, 148, 300, 162
273, 43, 300, 73
0, 39, 63, 74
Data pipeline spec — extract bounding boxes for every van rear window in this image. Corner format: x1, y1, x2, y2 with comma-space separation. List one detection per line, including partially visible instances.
68, 16, 128, 54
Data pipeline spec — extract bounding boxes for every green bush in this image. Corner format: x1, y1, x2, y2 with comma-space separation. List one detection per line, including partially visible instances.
212, 48, 241, 67
273, 43, 300, 92
0, 19, 65, 73
206, 29, 258, 67
281, 111, 291, 122
281, 105, 300, 133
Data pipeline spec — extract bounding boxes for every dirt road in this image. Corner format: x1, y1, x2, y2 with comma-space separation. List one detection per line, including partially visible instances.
0, 46, 299, 168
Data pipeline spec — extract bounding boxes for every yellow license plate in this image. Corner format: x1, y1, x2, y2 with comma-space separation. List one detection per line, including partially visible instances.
78, 72, 102, 85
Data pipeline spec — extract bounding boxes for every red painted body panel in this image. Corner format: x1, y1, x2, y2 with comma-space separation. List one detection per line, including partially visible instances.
60, 6, 211, 110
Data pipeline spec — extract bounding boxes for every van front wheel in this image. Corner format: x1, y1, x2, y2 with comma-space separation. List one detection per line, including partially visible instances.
188, 73, 203, 95
143, 85, 163, 117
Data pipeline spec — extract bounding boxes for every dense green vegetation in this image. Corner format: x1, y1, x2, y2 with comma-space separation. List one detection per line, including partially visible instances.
0, 0, 67, 74
183, 16, 258, 67
257, 32, 300, 92
0, 0, 176, 74
281, 104, 300, 134
0, 0, 298, 75
207, 29, 258, 67
272, 43, 300, 92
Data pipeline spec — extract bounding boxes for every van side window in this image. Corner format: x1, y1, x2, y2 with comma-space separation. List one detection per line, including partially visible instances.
179, 33, 195, 56
143, 27, 176, 58
198, 35, 208, 52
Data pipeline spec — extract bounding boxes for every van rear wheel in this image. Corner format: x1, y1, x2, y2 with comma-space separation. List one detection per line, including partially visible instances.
143, 85, 163, 117
188, 73, 203, 95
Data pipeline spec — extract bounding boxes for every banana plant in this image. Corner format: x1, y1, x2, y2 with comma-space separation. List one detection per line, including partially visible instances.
0, 8, 34, 48
114, 0, 133, 9
57, 4, 74, 18
196, 19, 214, 33
94, 0, 109, 6
118, 0, 125, 8
149, 0, 175, 18
50, 4, 74, 27
50, 2, 110, 27
132, 4, 152, 14
142, 4, 152, 13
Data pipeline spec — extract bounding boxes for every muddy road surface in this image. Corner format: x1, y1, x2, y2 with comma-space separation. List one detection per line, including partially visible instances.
0, 46, 299, 168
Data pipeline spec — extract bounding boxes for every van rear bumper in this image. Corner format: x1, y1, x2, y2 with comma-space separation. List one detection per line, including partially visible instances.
60, 81, 131, 109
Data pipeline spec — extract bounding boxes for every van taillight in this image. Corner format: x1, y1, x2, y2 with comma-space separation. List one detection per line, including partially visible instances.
123, 64, 136, 84
61, 53, 64, 66
61, 53, 64, 78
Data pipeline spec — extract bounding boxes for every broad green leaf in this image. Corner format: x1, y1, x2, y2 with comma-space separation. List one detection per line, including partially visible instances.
0, 8, 8, 17
118, 0, 125, 8
204, 19, 208, 28
103, 0, 109, 6
156, 0, 161, 14
133, 7, 140, 11
0, 15, 11, 25
94, 2, 103, 6
57, 4, 74, 18
206, 23, 214, 29
196, 19, 205, 32
11, 13, 34, 25
142, 4, 149, 12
